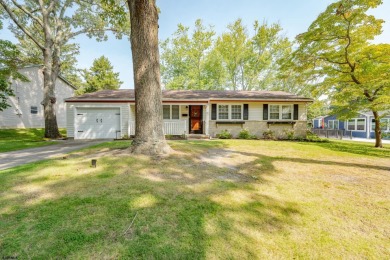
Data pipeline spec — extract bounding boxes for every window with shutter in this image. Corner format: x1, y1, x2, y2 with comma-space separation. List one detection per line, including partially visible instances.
211, 104, 217, 120
243, 104, 249, 120
263, 104, 268, 120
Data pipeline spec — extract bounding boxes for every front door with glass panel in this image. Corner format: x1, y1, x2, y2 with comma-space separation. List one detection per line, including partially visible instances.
189, 105, 203, 134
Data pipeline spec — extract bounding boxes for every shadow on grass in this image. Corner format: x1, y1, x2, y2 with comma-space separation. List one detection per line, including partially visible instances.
0, 141, 299, 259
299, 140, 390, 158
2, 139, 387, 258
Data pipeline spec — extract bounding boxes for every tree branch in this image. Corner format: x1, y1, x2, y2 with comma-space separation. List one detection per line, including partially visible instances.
66, 27, 118, 40
10, 0, 44, 28
0, 1, 44, 50
59, 0, 72, 20
319, 56, 349, 65
373, 86, 384, 97
340, 12, 362, 85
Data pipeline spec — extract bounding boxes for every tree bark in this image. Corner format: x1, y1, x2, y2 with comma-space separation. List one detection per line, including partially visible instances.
372, 110, 382, 148
127, 0, 171, 155
42, 46, 61, 138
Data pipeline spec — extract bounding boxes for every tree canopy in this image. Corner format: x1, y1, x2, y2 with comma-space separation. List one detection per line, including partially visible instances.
161, 19, 292, 91
293, 0, 389, 147
0, 0, 128, 138
76, 56, 123, 94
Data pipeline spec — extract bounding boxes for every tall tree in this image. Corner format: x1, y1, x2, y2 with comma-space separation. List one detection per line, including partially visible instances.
77, 56, 123, 94
160, 19, 224, 90
0, 0, 127, 138
127, 0, 171, 155
215, 19, 250, 90
16, 32, 83, 89
0, 21, 26, 111
161, 19, 292, 91
294, 0, 389, 147
249, 21, 292, 90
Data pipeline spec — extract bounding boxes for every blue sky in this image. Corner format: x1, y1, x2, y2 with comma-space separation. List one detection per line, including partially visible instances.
1, 0, 389, 89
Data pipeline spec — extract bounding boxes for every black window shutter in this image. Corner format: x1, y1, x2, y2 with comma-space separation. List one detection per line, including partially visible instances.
243, 104, 249, 120
263, 104, 268, 120
211, 104, 217, 120
293, 104, 299, 120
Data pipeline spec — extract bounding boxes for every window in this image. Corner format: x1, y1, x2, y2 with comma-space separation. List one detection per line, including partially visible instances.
217, 104, 243, 120
172, 105, 179, 119
31, 106, 38, 114
163, 105, 170, 119
269, 104, 292, 120
163, 105, 180, 120
231, 105, 242, 119
347, 118, 366, 131
218, 105, 229, 119
328, 120, 339, 129
282, 105, 292, 119
269, 105, 280, 119
357, 119, 365, 130
347, 119, 355, 131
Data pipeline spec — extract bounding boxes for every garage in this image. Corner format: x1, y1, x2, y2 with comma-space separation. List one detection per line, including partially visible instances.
75, 107, 121, 139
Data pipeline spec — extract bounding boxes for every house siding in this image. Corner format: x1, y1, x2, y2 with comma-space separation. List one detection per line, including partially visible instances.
317, 112, 390, 139
209, 102, 307, 138
0, 66, 74, 128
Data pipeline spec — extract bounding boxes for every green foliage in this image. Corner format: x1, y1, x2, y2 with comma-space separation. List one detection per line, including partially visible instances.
238, 128, 257, 139
161, 19, 292, 91
262, 129, 275, 140
283, 129, 295, 140
0, 0, 129, 93
161, 19, 224, 90
217, 129, 232, 139
307, 100, 330, 120
293, 0, 389, 146
0, 22, 27, 111
305, 131, 329, 143
76, 56, 122, 94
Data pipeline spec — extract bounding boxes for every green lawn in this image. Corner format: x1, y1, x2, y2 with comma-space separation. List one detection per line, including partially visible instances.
0, 128, 66, 153
0, 139, 389, 258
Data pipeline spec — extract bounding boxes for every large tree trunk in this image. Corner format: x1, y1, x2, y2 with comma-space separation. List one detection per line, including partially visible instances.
127, 0, 171, 155
42, 46, 61, 139
372, 110, 382, 148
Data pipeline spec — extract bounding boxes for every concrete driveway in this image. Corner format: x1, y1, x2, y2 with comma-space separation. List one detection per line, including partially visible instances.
0, 140, 108, 171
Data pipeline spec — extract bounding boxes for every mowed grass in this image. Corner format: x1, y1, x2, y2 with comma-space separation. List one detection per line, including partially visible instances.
0, 139, 389, 259
0, 128, 66, 153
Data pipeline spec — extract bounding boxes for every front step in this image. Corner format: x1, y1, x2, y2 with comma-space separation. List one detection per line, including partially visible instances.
186, 134, 210, 139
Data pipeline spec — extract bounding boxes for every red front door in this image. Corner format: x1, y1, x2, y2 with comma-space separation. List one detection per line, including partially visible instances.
190, 106, 202, 133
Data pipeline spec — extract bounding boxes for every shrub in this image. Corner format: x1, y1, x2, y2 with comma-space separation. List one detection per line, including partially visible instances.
305, 131, 329, 142
283, 129, 295, 140
238, 128, 251, 139
262, 129, 275, 140
217, 129, 232, 139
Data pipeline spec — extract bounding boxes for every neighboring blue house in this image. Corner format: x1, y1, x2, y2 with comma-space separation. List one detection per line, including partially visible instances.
313, 111, 390, 139
312, 116, 327, 129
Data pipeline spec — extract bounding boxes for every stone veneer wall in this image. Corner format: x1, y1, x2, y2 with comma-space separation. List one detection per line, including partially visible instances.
209, 121, 307, 139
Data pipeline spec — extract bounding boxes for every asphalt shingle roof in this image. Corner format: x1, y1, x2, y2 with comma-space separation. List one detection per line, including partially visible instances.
65, 89, 313, 102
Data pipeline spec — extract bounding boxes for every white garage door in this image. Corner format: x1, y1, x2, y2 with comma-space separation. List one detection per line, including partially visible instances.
75, 108, 121, 139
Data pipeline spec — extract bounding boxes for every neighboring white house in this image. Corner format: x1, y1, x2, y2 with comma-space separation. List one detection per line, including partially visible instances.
0, 65, 76, 128
65, 89, 313, 139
